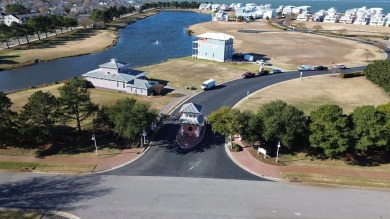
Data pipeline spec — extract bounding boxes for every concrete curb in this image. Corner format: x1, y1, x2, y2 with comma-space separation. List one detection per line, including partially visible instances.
0, 208, 81, 219
93, 145, 151, 174
224, 143, 282, 182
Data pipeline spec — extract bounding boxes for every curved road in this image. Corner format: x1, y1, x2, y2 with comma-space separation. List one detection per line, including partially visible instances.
103, 68, 366, 180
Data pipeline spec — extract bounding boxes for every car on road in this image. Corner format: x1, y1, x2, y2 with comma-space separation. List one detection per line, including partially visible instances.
241, 72, 256, 78
333, 64, 347, 69
298, 65, 312, 71
314, 66, 328, 71
270, 69, 283, 74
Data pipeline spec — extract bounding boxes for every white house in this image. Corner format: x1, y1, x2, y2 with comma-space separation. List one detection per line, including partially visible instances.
339, 10, 356, 24
3, 13, 40, 26
311, 10, 327, 22
369, 14, 387, 26
297, 11, 311, 21
323, 8, 340, 23
192, 32, 234, 62
212, 11, 229, 22
354, 15, 370, 25
82, 58, 157, 96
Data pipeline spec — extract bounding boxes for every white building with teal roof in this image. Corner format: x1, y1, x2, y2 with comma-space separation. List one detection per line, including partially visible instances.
192, 32, 234, 62
82, 58, 157, 96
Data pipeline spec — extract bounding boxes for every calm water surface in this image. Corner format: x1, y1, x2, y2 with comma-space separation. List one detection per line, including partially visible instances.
0, 11, 211, 92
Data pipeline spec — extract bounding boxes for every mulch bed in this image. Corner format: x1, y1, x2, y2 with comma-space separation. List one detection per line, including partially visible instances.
248, 147, 286, 166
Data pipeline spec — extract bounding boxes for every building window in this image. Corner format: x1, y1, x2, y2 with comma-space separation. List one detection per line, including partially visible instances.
188, 126, 193, 132
123, 82, 125, 88
117, 82, 119, 87
205, 52, 207, 55
213, 53, 214, 57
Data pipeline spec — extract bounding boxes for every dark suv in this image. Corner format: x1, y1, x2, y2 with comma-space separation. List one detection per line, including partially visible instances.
314, 66, 328, 71
241, 72, 255, 78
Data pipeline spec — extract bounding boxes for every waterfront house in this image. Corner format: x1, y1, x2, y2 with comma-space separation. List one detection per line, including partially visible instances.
178, 103, 205, 138
212, 11, 229, 22
82, 58, 157, 96
297, 11, 311, 21
192, 32, 234, 62
354, 15, 370, 25
311, 10, 327, 22
323, 8, 340, 23
369, 13, 387, 26
199, 3, 212, 11
339, 10, 356, 24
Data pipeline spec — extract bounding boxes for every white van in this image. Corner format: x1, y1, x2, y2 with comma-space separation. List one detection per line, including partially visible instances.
298, 65, 312, 71
201, 79, 216, 90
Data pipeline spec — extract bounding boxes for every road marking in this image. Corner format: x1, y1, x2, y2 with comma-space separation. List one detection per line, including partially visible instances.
189, 165, 195, 170
294, 212, 301, 216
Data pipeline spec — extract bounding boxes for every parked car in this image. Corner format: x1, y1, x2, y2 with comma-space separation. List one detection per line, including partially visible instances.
314, 66, 328, 71
270, 69, 282, 74
256, 67, 269, 76
241, 72, 256, 78
333, 64, 347, 69
297, 65, 312, 71
256, 60, 271, 66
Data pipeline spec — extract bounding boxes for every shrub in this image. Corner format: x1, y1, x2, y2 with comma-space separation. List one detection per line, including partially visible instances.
232, 143, 242, 152
339, 71, 364, 78
151, 84, 165, 95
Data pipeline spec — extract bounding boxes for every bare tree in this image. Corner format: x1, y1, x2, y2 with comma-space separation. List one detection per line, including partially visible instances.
363, 50, 375, 62
295, 22, 306, 31
312, 24, 322, 32
337, 28, 348, 36
78, 17, 92, 28
284, 17, 292, 26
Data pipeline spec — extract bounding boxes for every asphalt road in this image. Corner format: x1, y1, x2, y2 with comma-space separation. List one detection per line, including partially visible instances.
103, 69, 344, 180
104, 124, 263, 181
0, 173, 389, 219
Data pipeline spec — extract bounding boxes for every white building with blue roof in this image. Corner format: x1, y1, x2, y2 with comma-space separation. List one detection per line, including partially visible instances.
82, 58, 157, 96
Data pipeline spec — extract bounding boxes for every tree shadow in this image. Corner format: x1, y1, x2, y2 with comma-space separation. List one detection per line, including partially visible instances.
152, 124, 219, 155
37, 129, 129, 157
0, 55, 20, 69
0, 174, 112, 211
208, 84, 226, 90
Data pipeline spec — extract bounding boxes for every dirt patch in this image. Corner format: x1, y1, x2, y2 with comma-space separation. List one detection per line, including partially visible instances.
188, 20, 385, 69
235, 75, 390, 114
139, 57, 259, 92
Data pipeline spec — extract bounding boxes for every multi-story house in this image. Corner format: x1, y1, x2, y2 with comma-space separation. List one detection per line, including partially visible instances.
192, 32, 234, 62
323, 8, 340, 23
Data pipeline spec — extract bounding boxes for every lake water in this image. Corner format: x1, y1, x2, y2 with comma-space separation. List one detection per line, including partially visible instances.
0, 11, 211, 93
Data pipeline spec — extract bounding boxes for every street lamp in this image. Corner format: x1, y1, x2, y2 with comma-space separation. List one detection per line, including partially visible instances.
142, 130, 147, 145
276, 141, 281, 163
91, 134, 99, 156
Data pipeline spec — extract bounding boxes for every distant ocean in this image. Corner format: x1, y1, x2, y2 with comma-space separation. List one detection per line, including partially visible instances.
193, 0, 390, 13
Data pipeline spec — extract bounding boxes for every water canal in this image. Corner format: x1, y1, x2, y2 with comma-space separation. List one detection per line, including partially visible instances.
0, 11, 211, 92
